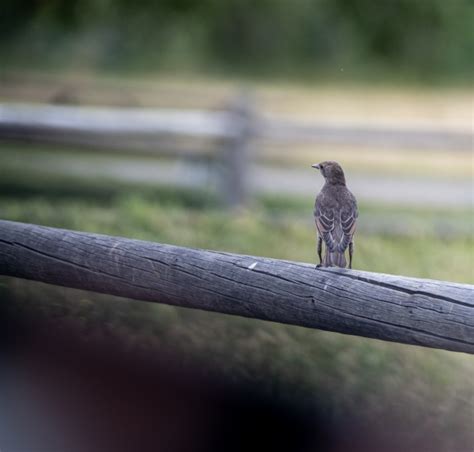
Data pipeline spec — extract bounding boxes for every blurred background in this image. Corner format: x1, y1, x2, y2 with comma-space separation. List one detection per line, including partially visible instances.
0, 1, 473, 451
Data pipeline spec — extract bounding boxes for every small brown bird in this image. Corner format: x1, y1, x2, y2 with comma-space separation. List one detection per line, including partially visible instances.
312, 161, 358, 268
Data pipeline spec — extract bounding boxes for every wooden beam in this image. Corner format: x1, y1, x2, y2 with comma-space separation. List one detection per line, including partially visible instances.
0, 220, 472, 354
0, 103, 235, 138
261, 118, 473, 150
1, 103, 472, 150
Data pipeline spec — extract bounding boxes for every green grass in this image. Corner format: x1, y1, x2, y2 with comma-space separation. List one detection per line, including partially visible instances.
1, 168, 473, 450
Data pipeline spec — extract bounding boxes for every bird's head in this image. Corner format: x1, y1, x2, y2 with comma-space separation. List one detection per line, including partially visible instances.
311, 161, 346, 185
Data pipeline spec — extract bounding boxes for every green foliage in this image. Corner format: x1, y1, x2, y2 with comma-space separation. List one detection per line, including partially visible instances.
1, 0, 472, 81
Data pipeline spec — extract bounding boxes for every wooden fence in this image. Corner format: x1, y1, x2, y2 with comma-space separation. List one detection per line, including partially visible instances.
0, 97, 472, 208
1, 219, 472, 354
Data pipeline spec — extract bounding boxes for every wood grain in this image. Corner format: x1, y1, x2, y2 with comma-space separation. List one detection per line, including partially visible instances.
1, 219, 472, 353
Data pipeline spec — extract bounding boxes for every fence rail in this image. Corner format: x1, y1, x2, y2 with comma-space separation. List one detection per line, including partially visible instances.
262, 118, 472, 150
1, 102, 472, 150
1, 220, 472, 354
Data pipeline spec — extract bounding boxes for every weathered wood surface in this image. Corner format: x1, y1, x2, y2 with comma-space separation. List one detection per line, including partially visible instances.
0, 220, 472, 353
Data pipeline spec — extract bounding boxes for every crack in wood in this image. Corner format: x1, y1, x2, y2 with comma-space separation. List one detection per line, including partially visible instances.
320, 268, 473, 308
324, 301, 474, 346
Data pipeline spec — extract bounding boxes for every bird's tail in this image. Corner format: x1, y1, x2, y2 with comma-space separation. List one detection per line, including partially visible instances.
324, 251, 347, 268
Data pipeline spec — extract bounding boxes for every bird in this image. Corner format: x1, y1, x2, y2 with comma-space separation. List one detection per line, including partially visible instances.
312, 161, 358, 268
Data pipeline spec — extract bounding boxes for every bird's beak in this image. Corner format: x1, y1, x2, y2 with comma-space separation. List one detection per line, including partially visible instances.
311, 164, 320, 170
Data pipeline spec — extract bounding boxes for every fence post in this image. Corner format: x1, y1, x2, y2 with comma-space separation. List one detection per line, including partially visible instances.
219, 90, 256, 208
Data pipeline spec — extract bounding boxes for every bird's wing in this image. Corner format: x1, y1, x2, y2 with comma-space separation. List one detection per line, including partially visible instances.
338, 206, 357, 252
315, 195, 357, 253
314, 201, 339, 252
